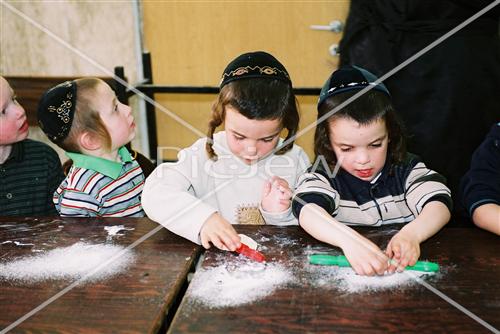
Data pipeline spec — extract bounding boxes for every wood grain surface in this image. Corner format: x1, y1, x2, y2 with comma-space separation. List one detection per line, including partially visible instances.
0, 217, 201, 334
168, 225, 499, 334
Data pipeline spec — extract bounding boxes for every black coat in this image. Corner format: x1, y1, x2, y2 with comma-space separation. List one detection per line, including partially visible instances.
338, 0, 500, 224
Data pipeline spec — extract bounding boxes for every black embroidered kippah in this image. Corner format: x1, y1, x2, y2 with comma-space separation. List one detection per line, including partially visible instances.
220, 51, 291, 88
318, 65, 390, 108
37, 80, 77, 143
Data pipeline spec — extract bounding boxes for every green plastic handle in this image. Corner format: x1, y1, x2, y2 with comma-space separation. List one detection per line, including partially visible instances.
405, 261, 439, 272
309, 254, 352, 267
308, 254, 439, 272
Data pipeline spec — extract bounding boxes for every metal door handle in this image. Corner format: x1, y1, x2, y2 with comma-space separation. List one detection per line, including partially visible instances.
329, 44, 339, 56
310, 20, 343, 33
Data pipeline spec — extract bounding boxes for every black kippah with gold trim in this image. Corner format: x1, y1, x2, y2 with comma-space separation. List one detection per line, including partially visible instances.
220, 51, 291, 88
37, 80, 77, 143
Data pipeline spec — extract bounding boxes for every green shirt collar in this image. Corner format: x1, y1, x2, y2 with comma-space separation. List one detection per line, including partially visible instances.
66, 146, 132, 179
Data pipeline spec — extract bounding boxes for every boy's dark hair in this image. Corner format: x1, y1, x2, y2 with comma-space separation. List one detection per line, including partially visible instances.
314, 65, 406, 169
207, 78, 299, 160
314, 89, 406, 168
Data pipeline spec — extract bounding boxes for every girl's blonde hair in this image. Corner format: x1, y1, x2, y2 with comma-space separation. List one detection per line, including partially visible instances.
60, 78, 111, 152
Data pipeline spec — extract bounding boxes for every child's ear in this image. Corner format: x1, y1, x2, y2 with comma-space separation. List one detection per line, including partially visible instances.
78, 131, 102, 151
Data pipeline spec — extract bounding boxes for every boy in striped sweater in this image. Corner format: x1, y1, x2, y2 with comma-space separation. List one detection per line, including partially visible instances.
291, 66, 451, 276
37, 78, 144, 217
0, 76, 64, 216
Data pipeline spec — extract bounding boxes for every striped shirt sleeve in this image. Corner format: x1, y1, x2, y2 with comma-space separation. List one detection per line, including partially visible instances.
405, 161, 452, 216
54, 167, 102, 217
292, 171, 339, 218
55, 188, 101, 217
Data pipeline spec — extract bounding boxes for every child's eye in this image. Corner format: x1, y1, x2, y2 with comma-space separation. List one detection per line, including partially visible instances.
261, 137, 275, 143
340, 147, 352, 152
371, 143, 382, 148
234, 135, 244, 141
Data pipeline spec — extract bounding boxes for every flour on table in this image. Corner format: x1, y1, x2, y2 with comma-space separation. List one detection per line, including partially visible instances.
189, 260, 293, 308
0, 242, 135, 283
1, 240, 34, 246
309, 265, 435, 293
104, 225, 135, 237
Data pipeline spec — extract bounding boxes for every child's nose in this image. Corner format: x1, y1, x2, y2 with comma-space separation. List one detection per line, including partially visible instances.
246, 145, 257, 155
15, 104, 26, 118
356, 151, 370, 164
124, 105, 132, 117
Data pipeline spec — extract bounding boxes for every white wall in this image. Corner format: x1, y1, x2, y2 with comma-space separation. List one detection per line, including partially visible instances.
0, 0, 145, 161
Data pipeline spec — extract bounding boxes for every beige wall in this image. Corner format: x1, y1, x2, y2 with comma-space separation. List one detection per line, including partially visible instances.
0, 1, 141, 161
1, 1, 352, 162
142, 1, 350, 160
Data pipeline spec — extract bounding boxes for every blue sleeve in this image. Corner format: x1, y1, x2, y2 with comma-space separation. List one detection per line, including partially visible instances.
460, 124, 500, 216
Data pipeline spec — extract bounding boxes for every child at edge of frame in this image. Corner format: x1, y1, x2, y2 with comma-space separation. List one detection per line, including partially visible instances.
460, 122, 500, 236
0, 76, 64, 216
291, 65, 452, 276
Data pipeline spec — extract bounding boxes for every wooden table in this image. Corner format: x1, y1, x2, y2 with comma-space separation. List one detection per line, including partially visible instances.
0, 217, 201, 333
168, 225, 500, 334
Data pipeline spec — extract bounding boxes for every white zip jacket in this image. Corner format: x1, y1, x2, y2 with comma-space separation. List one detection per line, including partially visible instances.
142, 131, 310, 244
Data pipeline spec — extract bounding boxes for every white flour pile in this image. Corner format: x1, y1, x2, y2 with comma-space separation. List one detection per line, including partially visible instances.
311, 266, 434, 293
104, 225, 135, 236
189, 261, 294, 308
0, 242, 135, 283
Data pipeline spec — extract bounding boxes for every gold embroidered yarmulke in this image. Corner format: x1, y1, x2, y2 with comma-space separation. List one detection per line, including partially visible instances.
220, 51, 291, 88
37, 81, 77, 143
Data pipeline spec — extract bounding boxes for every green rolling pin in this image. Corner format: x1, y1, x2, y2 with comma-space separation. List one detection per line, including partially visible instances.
308, 254, 439, 272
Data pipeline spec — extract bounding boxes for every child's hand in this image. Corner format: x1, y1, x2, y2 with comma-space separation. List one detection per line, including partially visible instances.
261, 176, 292, 213
385, 230, 420, 273
200, 213, 241, 251
343, 237, 389, 276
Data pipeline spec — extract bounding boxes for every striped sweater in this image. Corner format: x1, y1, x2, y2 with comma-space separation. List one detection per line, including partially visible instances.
292, 153, 452, 226
54, 147, 145, 217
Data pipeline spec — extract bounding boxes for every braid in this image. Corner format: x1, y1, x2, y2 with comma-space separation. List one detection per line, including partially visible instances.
206, 98, 225, 160
275, 96, 300, 155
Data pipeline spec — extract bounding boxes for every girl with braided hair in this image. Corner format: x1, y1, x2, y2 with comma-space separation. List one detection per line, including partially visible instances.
142, 51, 309, 251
